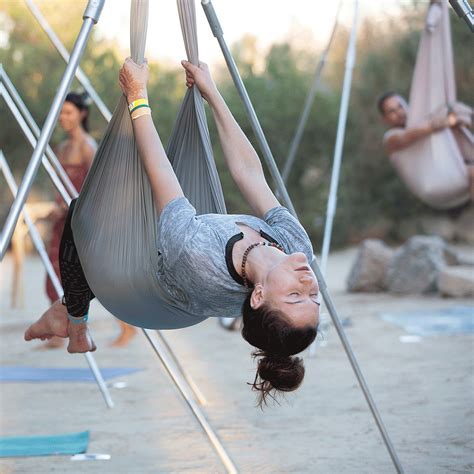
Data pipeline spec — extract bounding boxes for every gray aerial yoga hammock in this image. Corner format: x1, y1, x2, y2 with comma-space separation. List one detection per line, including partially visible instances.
387, 0, 473, 209
72, 0, 227, 330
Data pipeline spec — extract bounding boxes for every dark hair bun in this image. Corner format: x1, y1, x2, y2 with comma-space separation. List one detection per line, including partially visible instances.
251, 351, 305, 407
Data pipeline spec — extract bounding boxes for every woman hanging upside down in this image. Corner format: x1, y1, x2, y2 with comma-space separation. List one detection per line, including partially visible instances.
25, 59, 320, 405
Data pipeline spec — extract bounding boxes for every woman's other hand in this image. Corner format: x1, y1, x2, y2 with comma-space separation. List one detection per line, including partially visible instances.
181, 60, 218, 102
119, 57, 149, 103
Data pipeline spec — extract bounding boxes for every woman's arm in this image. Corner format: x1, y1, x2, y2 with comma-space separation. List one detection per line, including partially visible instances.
119, 58, 184, 214
182, 61, 279, 218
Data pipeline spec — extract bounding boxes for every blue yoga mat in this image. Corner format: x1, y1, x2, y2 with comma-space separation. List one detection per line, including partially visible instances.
0, 366, 141, 382
381, 306, 474, 336
0, 431, 89, 457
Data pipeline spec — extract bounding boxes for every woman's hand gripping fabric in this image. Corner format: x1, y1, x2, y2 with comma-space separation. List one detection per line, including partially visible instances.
119, 57, 149, 103
181, 60, 218, 103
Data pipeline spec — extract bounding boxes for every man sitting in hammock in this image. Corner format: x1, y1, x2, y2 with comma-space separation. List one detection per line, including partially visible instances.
378, 92, 461, 153
25, 59, 320, 405
378, 91, 474, 199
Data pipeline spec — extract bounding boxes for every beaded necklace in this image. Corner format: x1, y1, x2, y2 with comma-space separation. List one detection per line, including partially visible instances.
241, 241, 285, 289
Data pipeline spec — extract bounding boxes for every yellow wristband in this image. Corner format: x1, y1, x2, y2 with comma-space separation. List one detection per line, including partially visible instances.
128, 98, 148, 113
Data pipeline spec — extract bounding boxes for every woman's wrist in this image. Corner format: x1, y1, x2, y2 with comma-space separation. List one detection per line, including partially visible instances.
127, 88, 148, 104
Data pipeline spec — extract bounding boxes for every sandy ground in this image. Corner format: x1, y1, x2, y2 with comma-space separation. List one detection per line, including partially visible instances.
0, 247, 473, 474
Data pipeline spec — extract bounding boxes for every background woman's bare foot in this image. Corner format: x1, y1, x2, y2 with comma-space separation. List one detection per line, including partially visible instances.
67, 322, 97, 353
110, 321, 136, 347
25, 300, 68, 342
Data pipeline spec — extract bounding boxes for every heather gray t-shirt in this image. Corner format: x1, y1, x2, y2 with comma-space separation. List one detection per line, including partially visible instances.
156, 197, 314, 319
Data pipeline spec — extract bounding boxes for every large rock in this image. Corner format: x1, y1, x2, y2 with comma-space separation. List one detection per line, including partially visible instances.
386, 235, 447, 294
438, 266, 474, 297
346, 239, 394, 292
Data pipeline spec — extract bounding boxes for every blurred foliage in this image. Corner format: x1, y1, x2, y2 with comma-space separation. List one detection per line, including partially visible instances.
1, 0, 473, 248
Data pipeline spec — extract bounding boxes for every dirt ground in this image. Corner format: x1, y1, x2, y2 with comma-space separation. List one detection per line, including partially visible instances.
0, 247, 473, 474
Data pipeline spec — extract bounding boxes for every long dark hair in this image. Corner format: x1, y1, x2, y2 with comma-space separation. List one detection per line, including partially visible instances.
65, 92, 90, 132
241, 293, 317, 408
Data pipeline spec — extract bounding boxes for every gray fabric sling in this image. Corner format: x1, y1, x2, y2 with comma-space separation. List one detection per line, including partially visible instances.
72, 0, 226, 329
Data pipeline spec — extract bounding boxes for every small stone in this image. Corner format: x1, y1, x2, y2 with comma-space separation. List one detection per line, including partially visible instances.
346, 239, 394, 292
387, 235, 447, 294
438, 266, 474, 297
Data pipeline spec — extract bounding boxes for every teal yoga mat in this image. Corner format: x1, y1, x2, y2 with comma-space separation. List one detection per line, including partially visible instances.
0, 431, 89, 457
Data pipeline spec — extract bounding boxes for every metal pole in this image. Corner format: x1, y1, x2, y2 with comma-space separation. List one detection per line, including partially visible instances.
201, 2, 404, 472
143, 329, 237, 474
0, 84, 73, 204
24, 0, 113, 122
281, 0, 342, 184
154, 331, 208, 406
0, 65, 78, 198
320, 0, 359, 276
0, 151, 114, 409
201, 0, 296, 216
0, 0, 104, 260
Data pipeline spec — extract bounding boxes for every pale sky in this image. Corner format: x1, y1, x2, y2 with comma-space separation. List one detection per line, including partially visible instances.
94, 0, 415, 67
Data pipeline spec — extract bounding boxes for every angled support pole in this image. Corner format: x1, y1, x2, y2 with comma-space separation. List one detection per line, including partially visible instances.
143, 330, 237, 473
201, 1, 404, 472
0, 0, 105, 260
24, 0, 113, 122
281, 0, 342, 184
0, 151, 114, 409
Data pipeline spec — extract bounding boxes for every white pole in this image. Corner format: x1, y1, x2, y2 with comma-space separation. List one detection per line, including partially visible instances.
320, 0, 359, 276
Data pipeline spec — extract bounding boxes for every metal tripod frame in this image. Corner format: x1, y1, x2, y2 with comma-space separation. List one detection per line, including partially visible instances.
201, 1, 404, 472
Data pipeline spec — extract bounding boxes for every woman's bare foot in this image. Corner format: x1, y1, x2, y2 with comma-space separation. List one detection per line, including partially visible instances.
67, 321, 97, 353
25, 299, 68, 342
25, 299, 96, 353
110, 321, 136, 347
